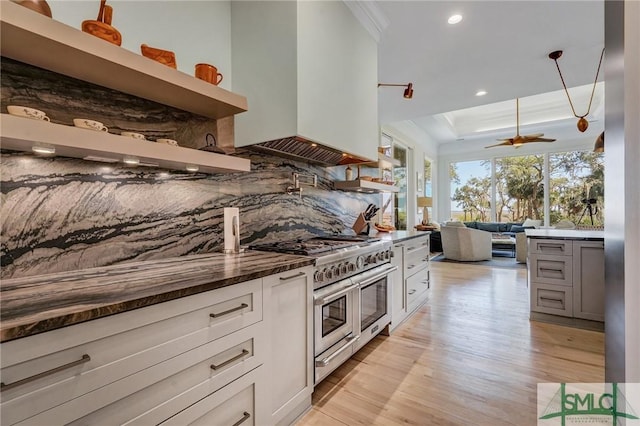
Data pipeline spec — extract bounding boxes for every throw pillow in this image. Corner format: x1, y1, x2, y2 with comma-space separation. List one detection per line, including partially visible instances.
522, 218, 542, 228
476, 222, 501, 233
510, 225, 535, 233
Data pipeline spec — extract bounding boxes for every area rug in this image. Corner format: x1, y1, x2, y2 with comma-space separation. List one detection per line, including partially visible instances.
430, 253, 526, 270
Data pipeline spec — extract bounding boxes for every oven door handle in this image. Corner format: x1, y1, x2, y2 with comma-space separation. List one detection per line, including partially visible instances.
315, 282, 360, 305
315, 334, 360, 367
356, 265, 398, 288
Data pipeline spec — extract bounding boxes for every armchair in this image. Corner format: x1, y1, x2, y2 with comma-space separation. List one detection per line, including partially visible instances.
440, 226, 492, 261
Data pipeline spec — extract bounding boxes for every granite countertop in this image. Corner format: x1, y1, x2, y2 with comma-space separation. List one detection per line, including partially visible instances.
373, 230, 431, 243
0, 251, 314, 343
525, 229, 604, 240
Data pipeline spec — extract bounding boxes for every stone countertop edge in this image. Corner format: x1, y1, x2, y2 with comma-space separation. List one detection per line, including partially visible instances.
373, 230, 431, 243
0, 251, 314, 343
525, 229, 604, 240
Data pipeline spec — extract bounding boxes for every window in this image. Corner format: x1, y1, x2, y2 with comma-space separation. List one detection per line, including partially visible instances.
549, 151, 604, 226
423, 157, 432, 197
449, 160, 490, 221
393, 143, 408, 230
495, 155, 544, 222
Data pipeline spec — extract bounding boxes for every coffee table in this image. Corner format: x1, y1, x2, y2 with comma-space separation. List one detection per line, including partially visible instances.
491, 234, 516, 257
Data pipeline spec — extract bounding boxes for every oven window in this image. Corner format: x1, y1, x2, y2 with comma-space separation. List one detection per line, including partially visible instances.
322, 296, 348, 337
361, 277, 387, 331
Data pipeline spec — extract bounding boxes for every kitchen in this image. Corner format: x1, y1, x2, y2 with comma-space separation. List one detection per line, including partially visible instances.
1, 1, 432, 424
2, 0, 639, 425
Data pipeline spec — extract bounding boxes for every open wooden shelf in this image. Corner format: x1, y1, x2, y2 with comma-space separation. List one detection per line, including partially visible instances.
333, 179, 399, 193
0, 2, 247, 120
0, 114, 250, 174
357, 152, 401, 169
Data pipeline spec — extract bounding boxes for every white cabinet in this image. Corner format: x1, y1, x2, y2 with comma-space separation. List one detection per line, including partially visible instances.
261, 267, 314, 426
572, 241, 605, 322
1, 266, 314, 426
388, 235, 431, 332
231, 1, 378, 161
1, 279, 263, 426
528, 238, 604, 324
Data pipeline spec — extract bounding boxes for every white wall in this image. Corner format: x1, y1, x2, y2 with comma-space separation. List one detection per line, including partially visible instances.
48, 0, 233, 90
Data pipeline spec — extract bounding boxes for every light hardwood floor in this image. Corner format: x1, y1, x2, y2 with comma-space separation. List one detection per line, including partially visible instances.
297, 261, 604, 425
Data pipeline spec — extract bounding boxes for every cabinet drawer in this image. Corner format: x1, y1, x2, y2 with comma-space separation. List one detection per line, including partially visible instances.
529, 254, 572, 286
406, 268, 429, 313
65, 323, 264, 426
160, 367, 258, 426
529, 239, 572, 256
531, 283, 573, 317
404, 237, 430, 265
1, 279, 262, 426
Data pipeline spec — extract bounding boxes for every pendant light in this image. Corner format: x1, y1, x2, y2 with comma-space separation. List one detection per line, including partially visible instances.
378, 83, 414, 99
548, 48, 604, 133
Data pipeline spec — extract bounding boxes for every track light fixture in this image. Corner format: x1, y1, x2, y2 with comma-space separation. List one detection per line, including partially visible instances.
548, 48, 605, 133
378, 82, 413, 99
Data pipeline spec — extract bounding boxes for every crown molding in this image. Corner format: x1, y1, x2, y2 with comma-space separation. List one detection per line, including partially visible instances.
343, 0, 389, 43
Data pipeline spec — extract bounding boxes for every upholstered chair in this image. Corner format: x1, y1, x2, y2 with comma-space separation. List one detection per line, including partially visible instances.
440, 225, 492, 261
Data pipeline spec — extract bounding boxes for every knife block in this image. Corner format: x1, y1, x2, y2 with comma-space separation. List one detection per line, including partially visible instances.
352, 213, 370, 235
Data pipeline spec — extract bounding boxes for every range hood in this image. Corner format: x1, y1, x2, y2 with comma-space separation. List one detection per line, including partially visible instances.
231, 1, 379, 165
247, 136, 369, 166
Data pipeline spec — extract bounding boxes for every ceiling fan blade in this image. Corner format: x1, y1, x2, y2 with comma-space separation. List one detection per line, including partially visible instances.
532, 137, 557, 142
525, 133, 544, 138
485, 140, 512, 149
523, 136, 557, 143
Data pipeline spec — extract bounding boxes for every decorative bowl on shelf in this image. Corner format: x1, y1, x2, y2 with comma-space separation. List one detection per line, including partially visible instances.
10, 0, 52, 17
82, 20, 122, 46
141, 44, 177, 69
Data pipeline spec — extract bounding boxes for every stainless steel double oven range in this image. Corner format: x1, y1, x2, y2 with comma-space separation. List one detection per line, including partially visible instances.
250, 236, 396, 384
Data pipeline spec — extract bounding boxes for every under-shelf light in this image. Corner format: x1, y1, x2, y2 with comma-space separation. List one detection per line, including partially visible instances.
185, 165, 199, 172
32, 145, 56, 155
83, 155, 119, 163
123, 156, 140, 165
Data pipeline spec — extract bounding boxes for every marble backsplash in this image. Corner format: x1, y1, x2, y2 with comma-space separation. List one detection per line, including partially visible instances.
0, 59, 377, 279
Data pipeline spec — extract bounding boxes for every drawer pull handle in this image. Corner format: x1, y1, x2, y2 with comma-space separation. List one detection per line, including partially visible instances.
315, 334, 360, 367
279, 271, 306, 282
407, 264, 416, 270
0, 354, 90, 393
210, 303, 248, 318
539, 244, 563, 250
540, 296, 564, 306
232, 412, 251, 426
408, 289, 417, 295
211, 349, 249, 371
539, 268, 563, 273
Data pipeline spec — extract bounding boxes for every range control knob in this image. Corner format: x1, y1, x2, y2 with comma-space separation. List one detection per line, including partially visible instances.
323, 268, 333, 280
377, 252, 385, 262
331, 265, 340, 278
340, 263, 348, 274
356, 256, 365, 270
347, 262, 356, 272
384, 250, 391, 260
367, 255, 377, 264
314, 270, 324, 282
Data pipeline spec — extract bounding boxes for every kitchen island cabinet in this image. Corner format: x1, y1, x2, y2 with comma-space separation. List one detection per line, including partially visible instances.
526, 229, 604, 330
0, 253, 314, 426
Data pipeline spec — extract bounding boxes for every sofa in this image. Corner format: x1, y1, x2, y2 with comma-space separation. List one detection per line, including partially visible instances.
443, 219, 541, 263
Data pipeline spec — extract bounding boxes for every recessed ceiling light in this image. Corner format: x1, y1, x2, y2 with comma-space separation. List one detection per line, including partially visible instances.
448, 14, 462, 25
476, 90, 487, 96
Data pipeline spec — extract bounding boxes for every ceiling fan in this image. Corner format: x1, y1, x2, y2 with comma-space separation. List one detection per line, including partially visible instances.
485, 98, 556, 148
